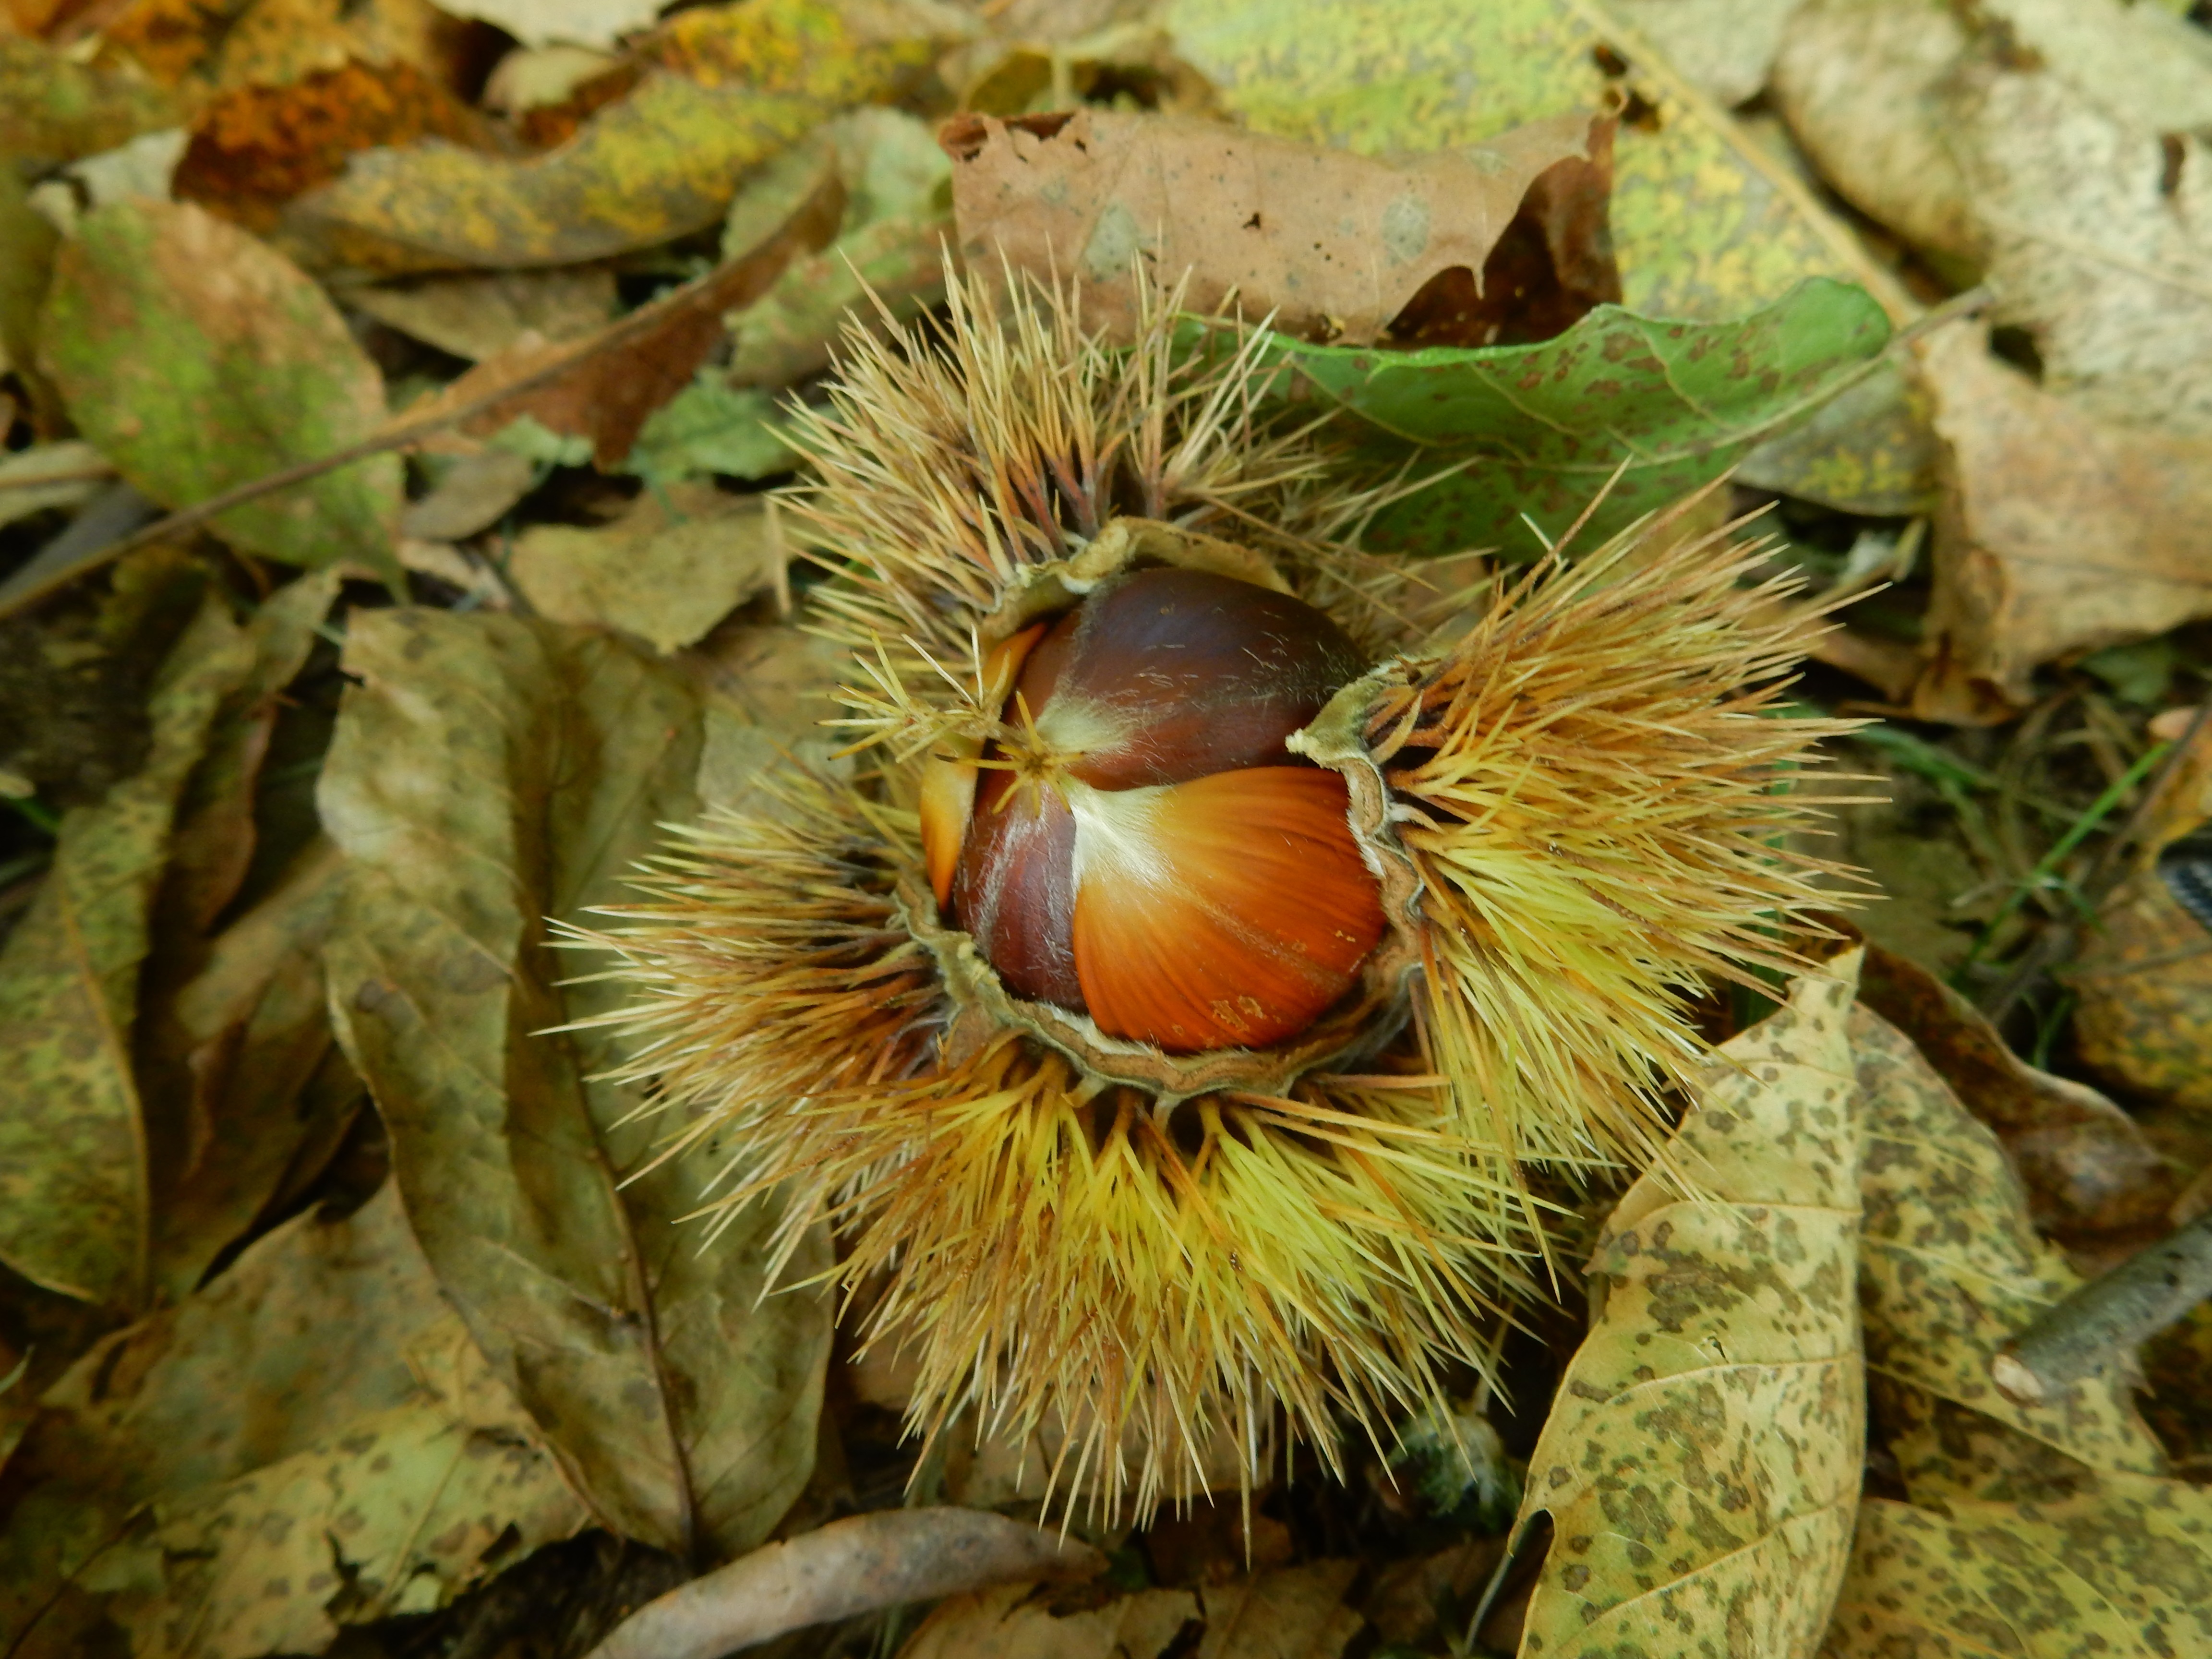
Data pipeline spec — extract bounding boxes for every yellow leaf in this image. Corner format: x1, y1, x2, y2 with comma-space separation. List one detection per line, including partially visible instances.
1511, 950, 1866, 1657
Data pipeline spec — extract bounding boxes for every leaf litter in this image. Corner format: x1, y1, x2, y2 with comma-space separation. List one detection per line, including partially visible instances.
8, 0, 2212, 1656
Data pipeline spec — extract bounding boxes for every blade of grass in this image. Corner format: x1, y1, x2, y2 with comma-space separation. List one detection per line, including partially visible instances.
1951, 740, 2173, 987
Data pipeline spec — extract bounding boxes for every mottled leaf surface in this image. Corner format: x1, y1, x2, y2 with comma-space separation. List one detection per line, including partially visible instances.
0, 597, 250, 1307
321, 608, 831, 1560
40, 201, 400, 577
1247, 277, 1890, 555
1826, 1006, 2212, 1657
1514, 952, 1865, 1657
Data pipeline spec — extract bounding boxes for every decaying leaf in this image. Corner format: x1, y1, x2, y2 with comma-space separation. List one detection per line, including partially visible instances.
1604, 0, 1805, 107
508, 483, 785, 652
40, 199, 402, 579
1164, 0, 1905, 322
2071, 715, 2212, 1115
944, 105, 1617, 345
1246, 275, 1890, 555
1774, 0, 2212, 439
1827, 1004, 2212, 1657
0, 595, 251, 1308
1911, 324, 2212, 722
1510, 951, 1865, 1657
0, 1185, 564, 1655
290, 73, 827, 273
95, 0, 469, 104
0, 35, 185, 161
1733, 361, 1939, 518
1850, 1006, 2165, 1480
171, 58, 496, 235
1856, 942, 2173, 1240
321, 608, 832, 1561
114, 1320, 588, 1658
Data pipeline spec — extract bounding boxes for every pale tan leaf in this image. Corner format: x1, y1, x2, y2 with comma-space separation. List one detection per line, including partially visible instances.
508, 483, 784, 654
1513, 951, 1865, 1658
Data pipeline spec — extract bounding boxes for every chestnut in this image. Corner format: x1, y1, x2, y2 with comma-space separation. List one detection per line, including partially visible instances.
925, 565, 1386, 1053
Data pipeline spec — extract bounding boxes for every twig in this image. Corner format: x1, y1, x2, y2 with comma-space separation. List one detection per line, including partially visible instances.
1992, 1208, 2212, 1405
582, 1508, 1105, 1659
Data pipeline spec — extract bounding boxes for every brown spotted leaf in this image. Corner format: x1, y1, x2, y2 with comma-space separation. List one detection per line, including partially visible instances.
1823, 1005, 2212, 1656
1511, 950, 1865, 1658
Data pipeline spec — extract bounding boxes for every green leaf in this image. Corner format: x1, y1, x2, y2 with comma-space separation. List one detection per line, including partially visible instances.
1510, 950, 1866, 1657
1250, 276, 1891, 555
40, 201, 402, 579
321, 609, 831, 1561
625, 378, 800, 485
0, 593, 252, 1308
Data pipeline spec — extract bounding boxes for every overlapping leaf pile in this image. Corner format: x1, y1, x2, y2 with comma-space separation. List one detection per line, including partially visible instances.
6, 0, 2212, 1657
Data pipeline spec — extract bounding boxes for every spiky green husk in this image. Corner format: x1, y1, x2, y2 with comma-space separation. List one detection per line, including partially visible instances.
577, 267, 1863, 1521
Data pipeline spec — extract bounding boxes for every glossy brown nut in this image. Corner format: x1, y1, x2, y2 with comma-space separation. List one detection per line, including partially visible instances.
950, 565, 1385, 1052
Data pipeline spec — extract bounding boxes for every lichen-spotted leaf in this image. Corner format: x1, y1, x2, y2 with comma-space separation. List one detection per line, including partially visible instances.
1511, 950, 1865, 1658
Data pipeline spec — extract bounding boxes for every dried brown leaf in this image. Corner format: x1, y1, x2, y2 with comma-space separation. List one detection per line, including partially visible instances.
172, 58, 497, 235
1911, 324, 2212, 722
943, 106, 1617, 345
902, 1562, 1365, 1659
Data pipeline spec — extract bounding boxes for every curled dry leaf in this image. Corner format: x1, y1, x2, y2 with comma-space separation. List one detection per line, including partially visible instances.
321, 609, 832, 1562
1912, 324, 2212, 723
509, 483, 786, 654
1164, 0, 1905, 322
40, 199, 403, 580
1855, 942, 2174, 1241
1774, 0, 2212, 440
943, 105, 1617, 346
1510, 951, 1865, 1658
0, 595, 251, 1309
1827, 1005, 2212, 1657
